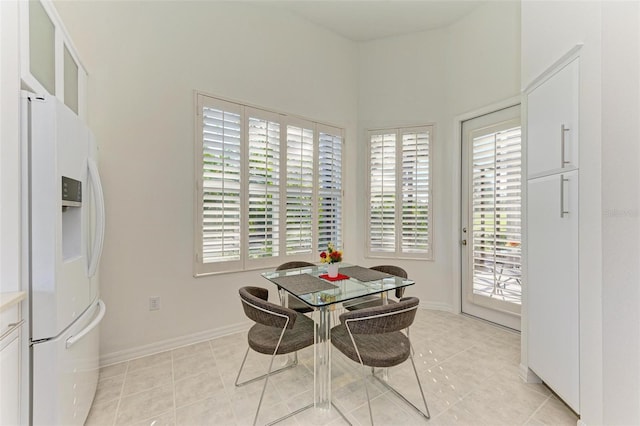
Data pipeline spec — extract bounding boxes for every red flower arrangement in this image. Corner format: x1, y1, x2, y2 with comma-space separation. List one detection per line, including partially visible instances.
320, 242, 342, 264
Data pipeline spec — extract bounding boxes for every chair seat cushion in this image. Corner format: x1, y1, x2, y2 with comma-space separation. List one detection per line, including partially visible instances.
330, 323, 410, 368
288, 295, 314, 313
248, 312, 315, 355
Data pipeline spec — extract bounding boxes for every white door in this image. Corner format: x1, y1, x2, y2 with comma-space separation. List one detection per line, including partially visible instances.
32, 299, 103, 426
461, 105, 522, 330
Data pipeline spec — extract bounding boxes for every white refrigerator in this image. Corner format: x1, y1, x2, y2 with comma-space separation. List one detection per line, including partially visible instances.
22, 92, 106, 425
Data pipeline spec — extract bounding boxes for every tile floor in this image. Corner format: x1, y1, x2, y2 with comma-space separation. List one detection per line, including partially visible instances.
85, 309, 579, 426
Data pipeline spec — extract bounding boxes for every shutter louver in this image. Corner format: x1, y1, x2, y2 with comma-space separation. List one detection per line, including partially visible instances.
472, 126, 522, 297
369, 132, 396, 253
401, 130, 431, 254
318, 130, 343, 252
247, 116, 280, 259
201, 106, 242, 263
286, 125, 314, 255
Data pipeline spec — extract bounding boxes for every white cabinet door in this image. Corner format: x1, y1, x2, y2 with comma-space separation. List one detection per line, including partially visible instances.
0, 328, 21, 426
527, 170, 579, 412
527, 58, 579, 178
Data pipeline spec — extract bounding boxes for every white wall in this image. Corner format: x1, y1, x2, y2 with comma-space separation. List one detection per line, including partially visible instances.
53, 1, 359, 363
355, 2, 521, 310
0, 0, 21, 294
54, 0, 522, 364
601, 2, 640, 423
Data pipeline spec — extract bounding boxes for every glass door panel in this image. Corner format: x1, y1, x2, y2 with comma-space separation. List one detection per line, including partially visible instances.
461, 105, 522, 330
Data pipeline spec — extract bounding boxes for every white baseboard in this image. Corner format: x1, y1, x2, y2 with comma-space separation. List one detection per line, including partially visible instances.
100, 321, 251, 366
519, 363, 542, 383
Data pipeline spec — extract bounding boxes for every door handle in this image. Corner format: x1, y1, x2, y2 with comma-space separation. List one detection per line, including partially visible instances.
560, 175, 569, 218
561, 124, 570, 168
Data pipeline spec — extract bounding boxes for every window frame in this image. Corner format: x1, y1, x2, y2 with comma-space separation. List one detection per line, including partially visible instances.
366, 124, 434, 260
194, 92, 345, 276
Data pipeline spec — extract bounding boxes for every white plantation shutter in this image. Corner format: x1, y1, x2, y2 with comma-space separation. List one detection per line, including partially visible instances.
317, 126, 343, 252
194, 93, 344, 275
199, 99, 242, 268
368, 126, 433, 259
369, 132, 397, 253
401, 128, 431, 255
472, 126, 522, 283
246, 109, 280, 261
286, 123, 314, 255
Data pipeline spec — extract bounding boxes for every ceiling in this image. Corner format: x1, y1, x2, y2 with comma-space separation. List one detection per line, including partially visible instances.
254, 1, 486, 42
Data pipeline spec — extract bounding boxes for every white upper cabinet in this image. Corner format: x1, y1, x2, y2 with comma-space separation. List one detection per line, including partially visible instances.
27, 0, 55, 95
20, 0, 86, 118
526, 57, 579, 178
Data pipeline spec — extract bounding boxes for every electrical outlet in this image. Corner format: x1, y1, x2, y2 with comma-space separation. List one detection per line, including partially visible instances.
149, 296, 161, 311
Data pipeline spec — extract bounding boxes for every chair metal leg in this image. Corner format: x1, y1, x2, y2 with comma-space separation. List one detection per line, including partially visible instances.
253, 349, 278, 426
371, 353, 430, 420
361, 364, 374, 426
235, 346, 299, 387
265, 403, 314, 426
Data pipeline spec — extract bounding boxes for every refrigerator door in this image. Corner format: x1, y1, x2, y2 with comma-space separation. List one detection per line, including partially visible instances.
32, 299, 105, 426
27, 95, 93, 340
86, 133, 105, 302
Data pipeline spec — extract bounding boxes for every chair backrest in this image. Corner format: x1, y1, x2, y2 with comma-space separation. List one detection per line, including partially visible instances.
239, 286, 297, 330
276, 261, 315, 271
370, 265, 408, 299
339, 297, 419, 335
370, 265, 408, 278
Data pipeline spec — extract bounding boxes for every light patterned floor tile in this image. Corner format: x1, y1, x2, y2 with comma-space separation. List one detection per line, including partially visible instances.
526, 395, 579, 425
88, 309, 579, 426
175, 395, 237, 426
93, 374, 125, 405
121, 361, 173, 396
99, 362, 128, 380
85, 398, 118, 426
115, 384, 174, 425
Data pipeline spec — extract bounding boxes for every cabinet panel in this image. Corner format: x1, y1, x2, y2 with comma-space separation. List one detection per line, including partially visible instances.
527, 58, 579, 178
28, 0, 55, 95
0, 329, 21, 426
63, 45, 79, 114
527, 170, 579, 411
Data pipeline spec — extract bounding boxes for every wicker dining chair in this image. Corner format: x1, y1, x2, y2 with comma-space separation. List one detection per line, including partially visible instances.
275, 261, 316, 314
235, 286, 315, 425
343, 265, 408, 311
331, 297, 430, 425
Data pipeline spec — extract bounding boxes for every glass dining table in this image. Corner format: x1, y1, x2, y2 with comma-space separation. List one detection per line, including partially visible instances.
261, 263, 415, 416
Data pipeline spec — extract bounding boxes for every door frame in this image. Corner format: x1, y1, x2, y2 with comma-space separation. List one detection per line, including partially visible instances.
451, 96, 522, 317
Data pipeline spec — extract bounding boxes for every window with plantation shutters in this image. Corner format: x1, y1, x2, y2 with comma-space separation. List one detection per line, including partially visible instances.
401, 129, 431, 254
194, 93, 344, 276
369, 132, 397, 253
200, 99, 242, 266
367, 126, 433, 259
317, 127, 343, 252
247, 109, 280, 260
286, 123, 314, 255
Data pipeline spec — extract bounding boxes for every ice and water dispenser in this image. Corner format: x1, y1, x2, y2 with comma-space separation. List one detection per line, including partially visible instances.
61, 176, 82, 261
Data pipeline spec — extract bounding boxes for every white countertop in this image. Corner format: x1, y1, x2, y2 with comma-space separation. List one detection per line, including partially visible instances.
0, 291, 26, 312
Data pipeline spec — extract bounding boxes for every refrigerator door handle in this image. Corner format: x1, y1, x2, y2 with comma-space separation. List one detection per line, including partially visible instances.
66, 299, 106, 349
87, 158, 105, 278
